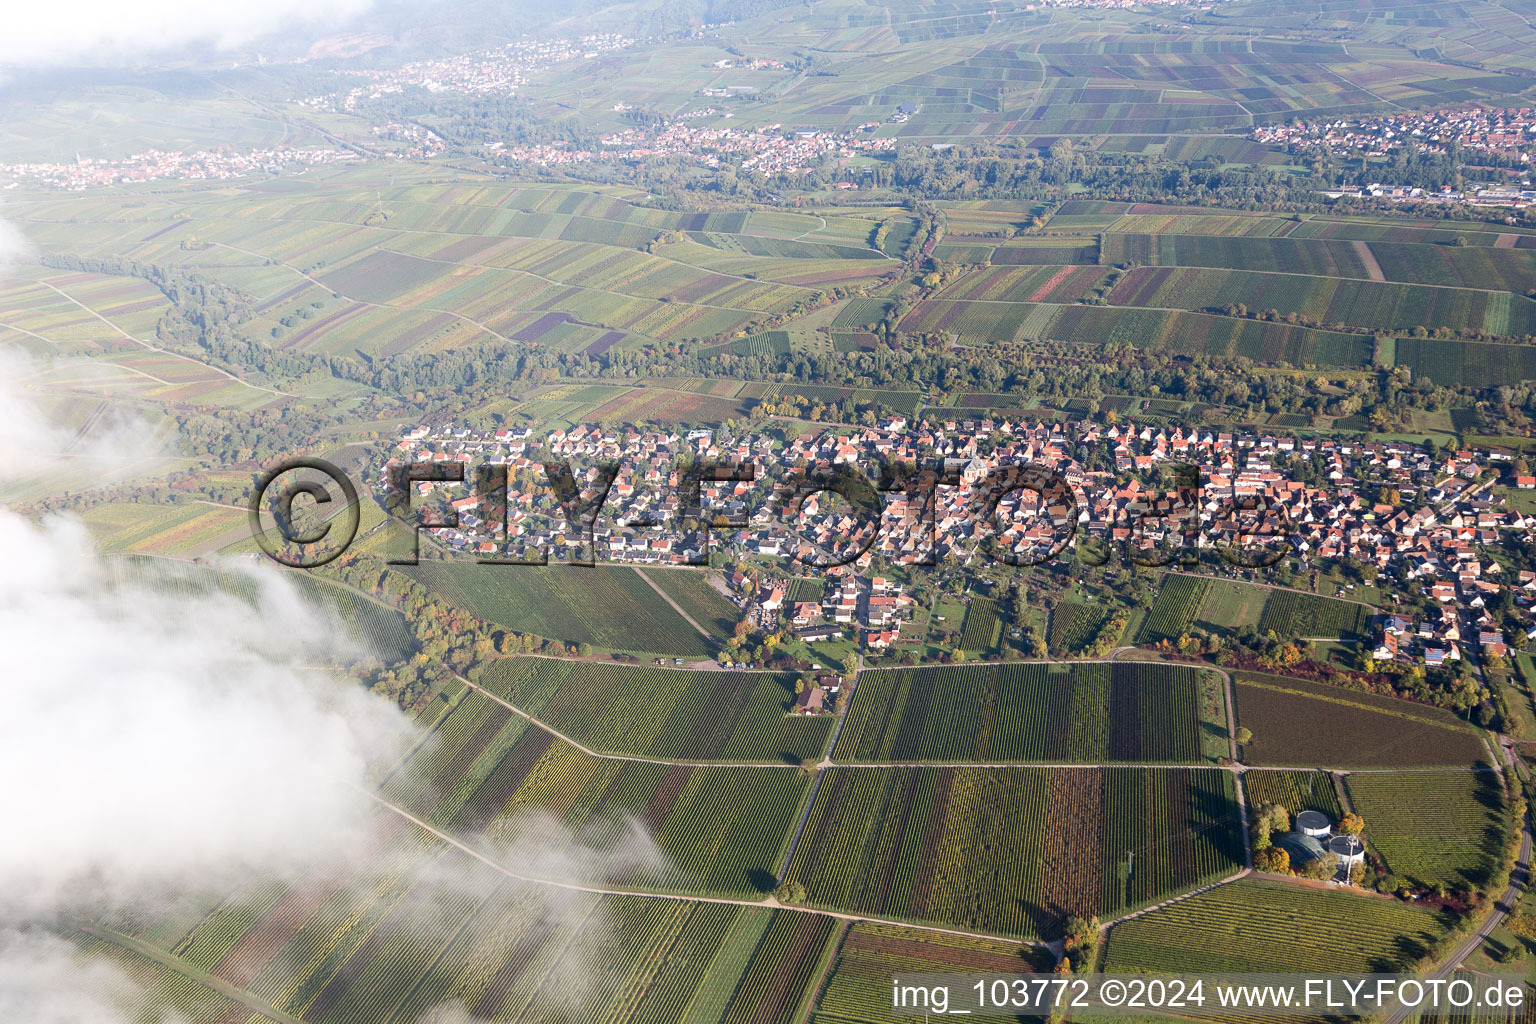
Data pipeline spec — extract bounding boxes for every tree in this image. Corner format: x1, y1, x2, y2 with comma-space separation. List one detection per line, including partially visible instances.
1339, 813, 1365, 837
773, 880, 807, 905
1235, 726, 1253, 745
1254, 847, 1290, 873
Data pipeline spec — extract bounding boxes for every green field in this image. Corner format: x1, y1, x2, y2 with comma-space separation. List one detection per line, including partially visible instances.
1101, 878, 1444, 974
1138, 575, 1210, 643
809, 922, 1053, 1024
1235, 674, 1488, 768
834, 662, 1215, 763
784, 766, 1243, 939
1242, 768, 1343, 818
1345, 771, 1507, 889
405, 563, 715, 655
1257, 589, 1371, 640
479, 657, 832, 762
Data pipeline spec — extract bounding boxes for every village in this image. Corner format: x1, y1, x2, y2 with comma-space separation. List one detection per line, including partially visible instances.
297, 33, 636, 111
1255, 106, 1536, 162
378, 415, 1536, 666
0, 145, 361, 190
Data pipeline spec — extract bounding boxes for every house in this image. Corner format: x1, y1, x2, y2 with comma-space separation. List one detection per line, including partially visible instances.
1373, 632, 1399, 660
795, 686, 826, 712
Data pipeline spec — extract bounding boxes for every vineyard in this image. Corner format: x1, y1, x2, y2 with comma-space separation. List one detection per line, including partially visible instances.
957, 598, 1001, 651
404, 563, 715, 655
1107, 266, 1536, 338
1242, 769, 1342, 818
1048, 601, 1110, 654
479, 657, 833, 762
112, 556, 415, 664
82, 829, 846, 1024
1137, 574, 1210, 643
1257, 590, 1370, 640
1234, 675, 1487, 768
783, 766, 1243, 938
834, 662, 1213, 763
1101, 878, 1444, 974
1345, 770, 1507, 888
384, 697, 810, 897
809, 923, 1053, 1024
638, 568, 744, 639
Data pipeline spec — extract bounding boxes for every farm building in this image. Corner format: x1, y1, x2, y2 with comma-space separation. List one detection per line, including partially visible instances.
1296, 810, 1332, 838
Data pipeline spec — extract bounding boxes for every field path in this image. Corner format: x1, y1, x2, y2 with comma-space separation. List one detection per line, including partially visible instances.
453, 672, 795, 769
1353, 240, 1386, 281
359, 785, 1053, 948
633, 566, 713, 640
376, 246, 789, 314
67, 920, 306, 1024
34, 279, 296, 399
209, 240, 528, 350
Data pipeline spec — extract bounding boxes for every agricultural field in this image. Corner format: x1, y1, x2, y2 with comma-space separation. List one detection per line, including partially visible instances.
1242, 768, 1343, 818
902, 299, 1375, 367
1107, 266, 1536, 338
1188, 577, 1271, 635
1103, 232, 1536, 296
783, 766, 1243, 938
834, 662, 1216, 764
404, 562, 715, 655
1256, 589, 1371, 640
1048, 601, 1111, 654
383, 707, 808, 897
1344, 770, 1507, 889
808, 922, 1053, 1024
80, 812, 842, 1024
957, 597, 1001, 651
935, 264, 1112, 304
638, 568, 745, 639
1137, 574, 1210, 643
1101, 878, 1445, 974
478, 657, 833, 762
1234, 674, 1489, 768
107, 555, 415, 664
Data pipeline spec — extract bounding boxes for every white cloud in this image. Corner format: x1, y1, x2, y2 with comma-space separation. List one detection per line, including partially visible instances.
0, 218, 167, 481
0, 348, 169, 482
0, 928, 176, 1024
0, 511, 415, 918
0, 0, 375, 68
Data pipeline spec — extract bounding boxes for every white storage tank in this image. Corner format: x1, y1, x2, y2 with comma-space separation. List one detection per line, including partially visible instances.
1296, 810, 1331, 838
1328, 834, 1366, 871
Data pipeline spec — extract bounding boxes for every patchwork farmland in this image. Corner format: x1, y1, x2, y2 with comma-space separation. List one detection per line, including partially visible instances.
834, 662, 1216, 764
1101, 878, 1444, 974
478, 657, 832, 762
783, 766, 1243, 938
1235, 674, 1489, 768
